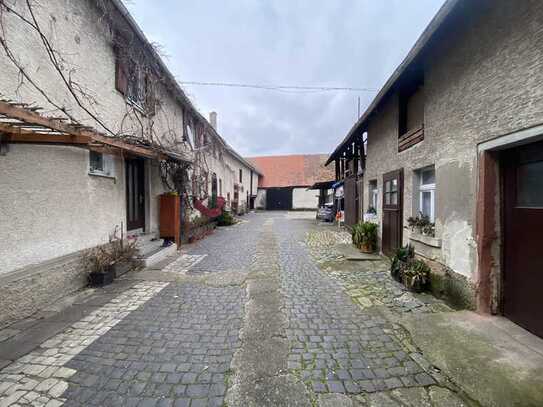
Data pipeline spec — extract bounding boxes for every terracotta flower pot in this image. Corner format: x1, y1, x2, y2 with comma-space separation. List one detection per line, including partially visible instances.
359, 242, 374, 253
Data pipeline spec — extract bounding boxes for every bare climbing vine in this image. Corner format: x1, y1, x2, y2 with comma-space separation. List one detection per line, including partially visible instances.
0, 0, 225, 200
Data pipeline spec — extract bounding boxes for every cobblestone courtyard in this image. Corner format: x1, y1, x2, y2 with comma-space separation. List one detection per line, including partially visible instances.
0, 212, 472, 406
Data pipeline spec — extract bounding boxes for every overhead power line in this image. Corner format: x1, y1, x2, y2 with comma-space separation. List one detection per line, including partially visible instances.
179, 81, 378, 93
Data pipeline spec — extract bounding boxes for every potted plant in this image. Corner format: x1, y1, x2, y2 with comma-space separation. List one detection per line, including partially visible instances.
108, 237, 141, 277
407, 212, 435, 237
82, 246, 115, 287
352, 222, 378, 253
390, 244, 414, 282
403, 259, 431, 293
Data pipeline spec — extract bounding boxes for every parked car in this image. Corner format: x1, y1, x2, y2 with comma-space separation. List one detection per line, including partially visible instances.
317, 203, 334, 222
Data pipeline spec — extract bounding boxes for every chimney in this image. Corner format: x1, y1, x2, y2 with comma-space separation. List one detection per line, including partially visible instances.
209, 111, 217, 130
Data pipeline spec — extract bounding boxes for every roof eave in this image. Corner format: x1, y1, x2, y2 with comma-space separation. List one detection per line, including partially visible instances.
326, 0, 461, 166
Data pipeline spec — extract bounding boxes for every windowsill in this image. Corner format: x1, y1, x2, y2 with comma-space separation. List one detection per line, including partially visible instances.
89, 171, 116, 180
409, 231, 441, 248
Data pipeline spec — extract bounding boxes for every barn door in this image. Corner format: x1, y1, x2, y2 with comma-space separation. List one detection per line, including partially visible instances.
503, 140, 543, 338
382, 169, 403, 256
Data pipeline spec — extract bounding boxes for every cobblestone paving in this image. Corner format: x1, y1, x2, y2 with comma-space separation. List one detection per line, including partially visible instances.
1, 212, 468, 406
274, 218, 436, 399
305, 229, 451, 316
0, 282, 168, 406
162, 255, 207, 274
61, 283, 244, 407
185, 214, 260, 275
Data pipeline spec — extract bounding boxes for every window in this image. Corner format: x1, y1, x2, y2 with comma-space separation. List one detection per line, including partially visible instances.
115, 53, 155, 115
127, 65, 145, 108
368, 180, 378, 212
89, 151, 114, 177
219, 179, 223, 197
239, 169, 243, 183
384, 178, 398, 205
417, 166, 436, 222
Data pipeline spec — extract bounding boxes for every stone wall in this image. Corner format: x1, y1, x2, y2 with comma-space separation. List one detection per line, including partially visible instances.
362, 0, 543, 307
0, 251, 87, 329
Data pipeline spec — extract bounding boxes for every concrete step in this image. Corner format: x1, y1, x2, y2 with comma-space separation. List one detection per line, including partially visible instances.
131, 233, 179, 268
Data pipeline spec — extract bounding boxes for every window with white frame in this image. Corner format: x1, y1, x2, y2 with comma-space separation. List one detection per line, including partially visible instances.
89, 151, 114, 177
368, 180, 378, 212
417, 166, 435, 222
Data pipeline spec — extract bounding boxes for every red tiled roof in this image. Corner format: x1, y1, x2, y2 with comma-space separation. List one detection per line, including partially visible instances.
246, 154, 335, 188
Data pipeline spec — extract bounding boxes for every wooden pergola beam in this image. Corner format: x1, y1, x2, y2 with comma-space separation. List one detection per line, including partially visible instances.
0, 101, 162, 160
0, 123, 90, 144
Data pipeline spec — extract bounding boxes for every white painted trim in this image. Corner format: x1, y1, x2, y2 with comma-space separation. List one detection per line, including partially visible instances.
478, 124, 543, 152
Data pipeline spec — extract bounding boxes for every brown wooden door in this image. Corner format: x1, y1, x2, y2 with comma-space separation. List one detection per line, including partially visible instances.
344, 175, 358, 226
126, 158, 145, 231
382, 169, 403, 256
503, 141, 543, 338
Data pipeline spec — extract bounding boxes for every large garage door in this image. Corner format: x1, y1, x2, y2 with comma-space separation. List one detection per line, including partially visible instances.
266, 188, 292, 210
503, 140, 543, 338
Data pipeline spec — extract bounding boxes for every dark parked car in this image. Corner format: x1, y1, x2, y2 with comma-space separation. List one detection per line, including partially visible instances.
317, 203, 334, 222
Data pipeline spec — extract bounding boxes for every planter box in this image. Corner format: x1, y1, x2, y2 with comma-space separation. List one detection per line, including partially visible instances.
112, 262, 132, 278
89, 268, 115, 287
409, 232, 442, 261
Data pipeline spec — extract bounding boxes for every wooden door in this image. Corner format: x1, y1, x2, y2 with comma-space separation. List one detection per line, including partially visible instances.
126, 158, 145, 231
503, 140, 543, 338
382, 169, 403, 256
344, 176, 358, 226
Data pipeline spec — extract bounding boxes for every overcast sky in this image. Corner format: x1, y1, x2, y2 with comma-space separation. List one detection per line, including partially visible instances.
125, 0, 445, 157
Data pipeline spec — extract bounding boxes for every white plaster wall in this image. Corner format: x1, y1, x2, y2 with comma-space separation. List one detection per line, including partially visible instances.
0, 1, 189, 154
204, 147, 258, 214
0, 0, 190, 274
0, 145, 125, 274
292, 188, 319, 210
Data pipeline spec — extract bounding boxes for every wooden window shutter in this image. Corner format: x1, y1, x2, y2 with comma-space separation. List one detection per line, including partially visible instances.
115, 58, 128, 95
145, 74, 156, 116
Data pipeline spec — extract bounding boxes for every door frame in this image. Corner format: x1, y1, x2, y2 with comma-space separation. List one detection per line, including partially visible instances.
382, 168, 403, 256
476, 126, 543, 314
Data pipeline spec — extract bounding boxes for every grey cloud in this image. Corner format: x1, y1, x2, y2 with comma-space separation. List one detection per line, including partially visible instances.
125, 0, 445, 155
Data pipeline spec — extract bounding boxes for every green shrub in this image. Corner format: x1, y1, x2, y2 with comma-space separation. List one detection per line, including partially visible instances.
216, 210, 236, 226
403, 259, 431, 292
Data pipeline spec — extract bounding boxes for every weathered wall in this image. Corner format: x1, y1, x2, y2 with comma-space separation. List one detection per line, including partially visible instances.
0, 144, 126, 274
0, 0, 191, 277
0, 251, 87, 328
292, 188, 318, 210
362, 0, 543, 302
203, 146, 258, 215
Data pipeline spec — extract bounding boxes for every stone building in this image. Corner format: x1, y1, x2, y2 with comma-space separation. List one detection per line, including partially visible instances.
327, 0, 543, 338
0, 0, 259, 326
248, 154, 335, 210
